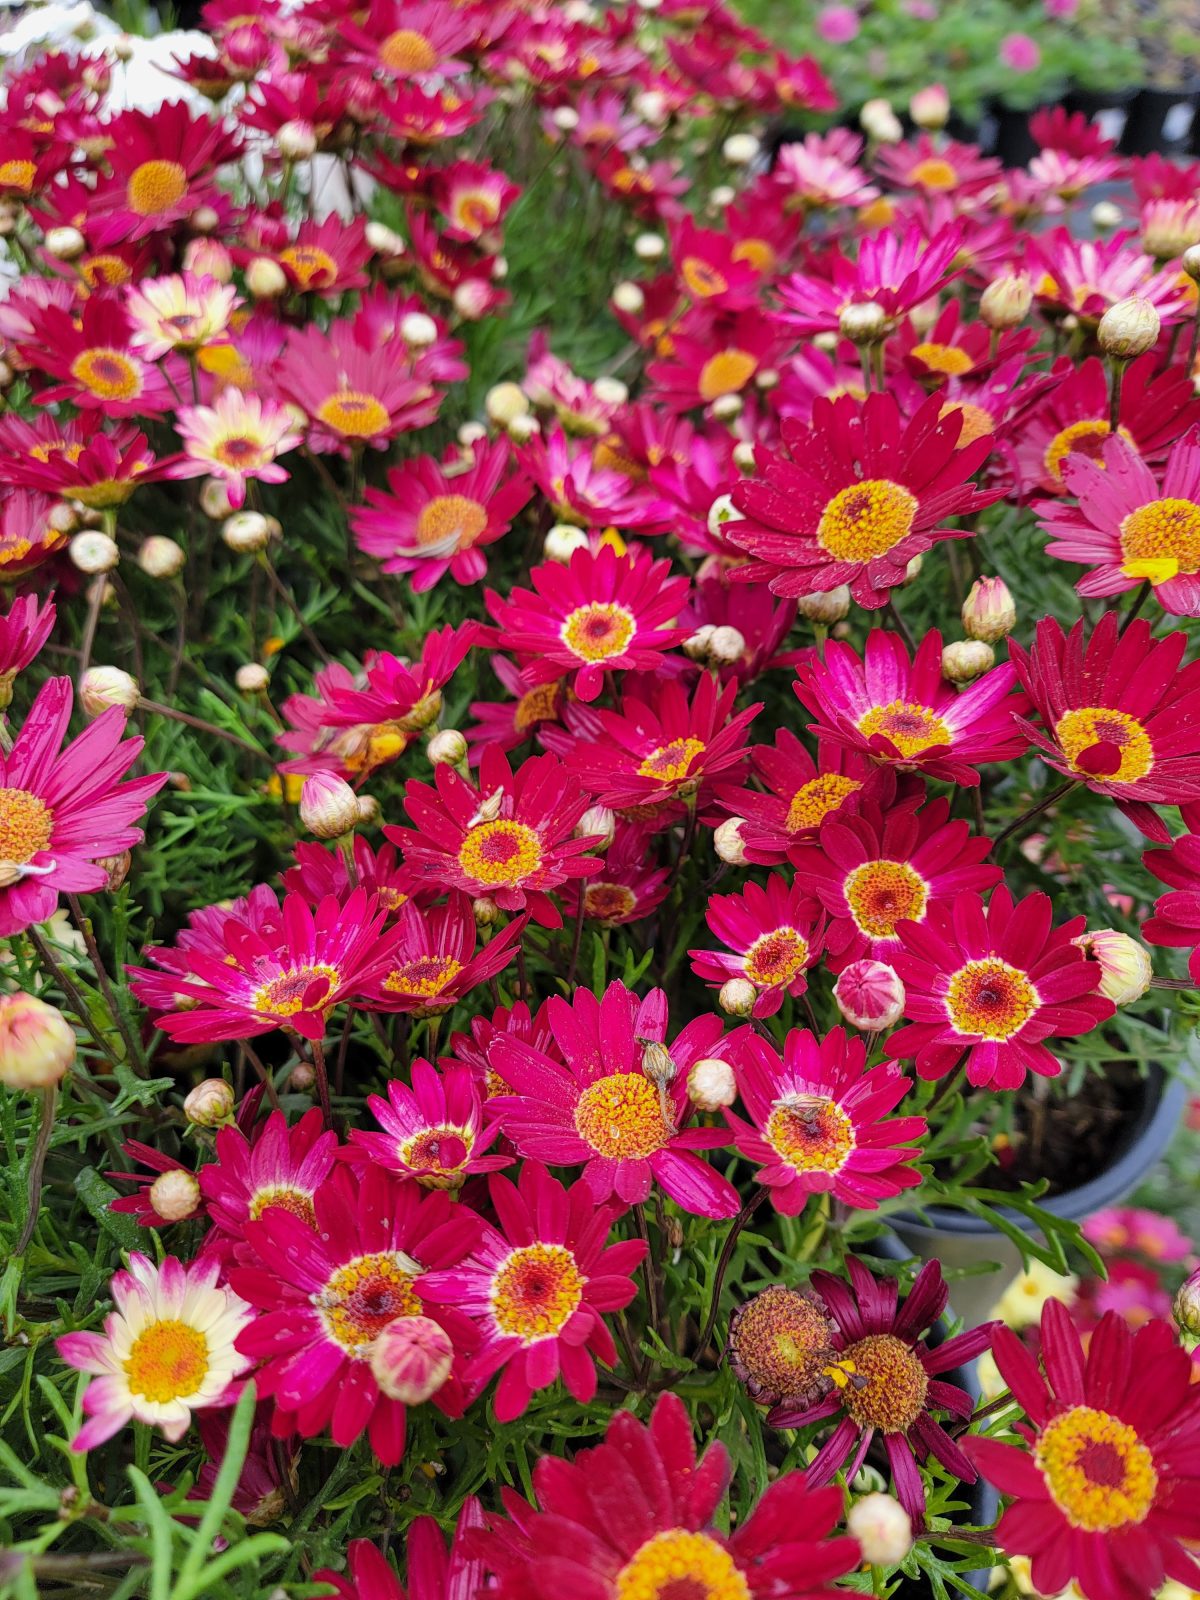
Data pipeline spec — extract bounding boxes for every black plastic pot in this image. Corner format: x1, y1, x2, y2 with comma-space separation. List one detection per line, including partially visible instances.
1119, 83, 1200, 155
891, 1061, 1189, 1334
989, 105, 1039, 170
1063, 84, 1139, 118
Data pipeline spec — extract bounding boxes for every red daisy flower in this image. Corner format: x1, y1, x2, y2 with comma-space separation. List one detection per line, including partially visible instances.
770, 1257, 994, 1524
789, 793, 1002, 970
794, 629, 1027, 787
891, 300, 1034, 386
1029, 228, 1190, 326
725, 1027, 926, 1212
127, 886, 285, 1017
347, 1058, 509, 1190
339, 0, 477, 78
517, 424, 667, 531
281, 837, 417, 915
230, 1165, 480, 1465
421, 1162, 644, 1420
485, 544, 689, 703
0, 415, 161, 510
87, 101, 241, 245
874, 135, 1002, 198
21, 295, 180, 418
273, 215, 372, 296
775, 223, 963, 336
385, 745, 600, 929
1008, 613, 1200, 841
273, 322, 443, 455
668, 215, 763, 310
198, 1107, 338, 1245
727, 392, 1000, 606
1143, 813, 1200, 983
434, 161, 521, 243
365, 893, 525, 1015
489, 980, 740, 1218
646, 308, 779, 415
559, 822, 672, 928
314, 1502, 487, 1600
716, 731, 882, 866
352, 440, 533, 592
475, 1390, 858, 1600
967, 1300, 1200, 1600
690, 876, 825, 1017
465, 655, 568, 762
0, 676, 165, 937
445, 996, 560, 1104
884, 886, 1115, 1089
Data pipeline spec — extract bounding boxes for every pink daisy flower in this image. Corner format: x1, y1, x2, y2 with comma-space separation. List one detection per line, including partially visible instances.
1144, 814, 1200, 983
465, 655, 567, 762
421, 1163, 644, 1420
559, 822, 672, 928
273, 322, 443, 455
445, 996, 560, 1103
352, 440, 533, 592
489, 980, 741, 1218
725, 1027, 926, 1212
775, 223, 964, 336
230, 1165, 480, 1465
385, 745, 601, 929
347, 1058, 509, 1190
314, 1502, 487, 1600
0, 676, 165, 937
85, 101, 240, 245
198, 1108, 338, 1244
646, 308, 780, 416
874, 136, 1002, 199
126, 886, 286, 1017
281, 837, 416, 915
1029, 228, 1191, 325
517, 424, 667, 531
885, 886, 1115, 1089
171, 388, 302, 509
771, 130, 880, 210
0, 593, 54, 696
485, 544, 689, 703
716, 731, 881, 866
365, 893, 525, 1016
689, 877, 825, 1017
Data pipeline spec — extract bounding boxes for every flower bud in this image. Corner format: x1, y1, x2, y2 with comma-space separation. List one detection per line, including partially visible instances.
1090, 199, 1123, 233
552, 104, 580, 131
961, 576, 1016, 643
722, 132, 760, 167
200, 478, 235, 519
427, 728, 468, 767
70, 531, 119, 574
709, 184, 736, 209
860, 98, 903, 144
899, 554, 922, 586
708, 625, 745, 665
732, 440, 756, 471
577, 805, 616, 849
941, 639, 995, 683
640, 1040, 676, 1089
137, 535, 186, 579
370, 1314, 454, 1403
458, 421, 488, 449
184, 1077, 236, 1127
506, 413, 539, 444
356, 794, 381, 827
795, 586, 851, 624
684, 625, 715, 662
1073, 929, 1153, 1005
592, 375, 628, 407
365, 221, 406, 259
848, 1493, 913, 1564
688, 1055, 737, 1111
235, 662, 270, 693
98, 850, 131, 890
400, 311, 438, 348
544, 524, 589, 563
472, 896, 500, 927
1097, 296, 1161, 358
452, 279, 494, 321
706, 492, 739, 540
711, 392, 743, 422
300, 773, 358, 839
485, 381, 529, 427
634, 232, 665, 262
839, 300, 889, 345
245, 256, 288, 300
1183, 244, 1200, 284
710, 817, 746, 868
189, 205, 220, 234
634, 88, 668, 124
80, 666, 139, 716
980, 273, 1033, 331
834, 960, 905, 1031
1173, 1267, 1200, 1338
909, 84, 949, 130
183, 237, 234, 282
0, 994, 75, 1090
612, 280, 645, 315
47, 501, 79, 536
719, 977, 757, 1016
290, 1061, 316, 1093
222, 510, 272, 553
147, 1169, 202, 1223
44, 225, 86, 260
277, 118, 317, 160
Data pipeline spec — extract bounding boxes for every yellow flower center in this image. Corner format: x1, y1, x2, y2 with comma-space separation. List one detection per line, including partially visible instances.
615, 1530, 750, 1600
743, 927, 809, 987
1055, 706, 1154, 783
765, 1095, 855, 1174
1043, 420, 1134, 484
413, 493, 488, 551
844, 859, 929, 939
574, 1071, 671, 1159
398, 1123, 475, 1188
1119, 496, 1200, 583
72, 476, 143, 510
909, 157, 959, 190
383, 955, 463, 1001
732, 237, 775, 273
816, 479, 919, 563
248, 1184, 317, 1226
315, 390, 390, 439
126, 159, 188, 217
252, 962, 340, 1018
490, 1243, 585, 1343
945, 957, 1039, 1039
70, 348, 141, 402
124, 1319, 209, 1403
0, 788, 53, 869
279, 244, 338, 290
453, 192, 499, 234
583, 881, 638, 923
560, 602, 636, 663
785, 773, 863, 833
910, 341, 974, 376
637, 736, 706, 784
81, 253, 133, 289
214, 431, 273, 470
378, 27, 438, 71
698, 349, 757, 402
0, 159, 36, 193
857, 700, 951, 760
681, 256, 729, 299
339, 721, 408, 775
940, 400, 995, 448
457, 819, 543, 887
315, 1250, 422, 1354
1036, 1406, 1158, 1532
514, 681, 560, 733
842, 1332, 929, 1431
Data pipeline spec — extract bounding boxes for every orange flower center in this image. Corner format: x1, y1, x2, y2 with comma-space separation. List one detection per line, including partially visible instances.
340, 721, 408, 774
70, 348, 141, 401
1035, 1405, 1158, 1532
1043, 420, 1134, 484
398, 1122, 475, 1188
764, 1094, 855, 1174
637, 736, 706, 785
252, 962, 339, 1018
453, 192, 499, 234
214, 431, 273, 469
615, 1530, 750, 1600
315, 389, 390, 439
560, 602, 636, 663
124, 1319, 209, 1402
816, 479, 919, 562
909, 156, 958, 190
945, 957, 1038, 1039
490, 1243, 585, 1343
786, 773, 862, 833
844, 859, 928, 939
842, 1332, 929, 1431
681, 256, 729, 299
279, 244, 339, 290
857, 700, 951, 761
514, 681, 560, 733
384, 955, 463, 1001
743, 927, 809, 987
698, 349, 757, 402
574, 1071, 670, 1159
940, 400, 995, 448
730, 1286, 835, 1400
248, 1184, 317, 1226
457, 819, 543, 887
1055, 706, 1154, 783
81, 254, 133, 289
1119, 496, 1200, 582
0, 159, 36, 193
732, 237, 775, 273
0, 788, 53, 869
583, 881, 638, 923
127, 159, 188, 217
316, 1250, 423, 1354
910, 341, 974, 376
378, 28, 438, 71
413, 493, 488, 551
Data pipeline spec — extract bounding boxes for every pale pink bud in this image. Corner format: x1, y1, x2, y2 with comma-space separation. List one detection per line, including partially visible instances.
182, 238, 233, 283
184, 1077, 235, 1127
1174, 1267, 1200, 1337
369, 1315, 454, 1403
245, 256, 288, 300
1073, 929, 1153, 1005
148, 1169, 202, 1222
834, 960, 906, 1030
848, 1492, 912, 1563
796, 586, 851, 624
299, 773, 358, 840
713, 817, 746, 865
909, 84, 949, 130
0, 994, 75, 1090
577, 805, 616, 849
80, 666, 139, 716
961, 576, 1016, 643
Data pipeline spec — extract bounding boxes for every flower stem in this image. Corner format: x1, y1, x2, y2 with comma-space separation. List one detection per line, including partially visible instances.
991, 778, 1078, 848
25, 925, 123, 1072
1108, 356, 1126, 433
15, 1084, 58, 1257
137, 698, 273, 763
311, 1037, 333, 1129
1118, 578, 1151, 636
695, 1186, 767, 1360
66, 895, 144, 1074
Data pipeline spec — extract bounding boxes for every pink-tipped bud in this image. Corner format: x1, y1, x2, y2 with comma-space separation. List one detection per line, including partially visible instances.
1174, 1267, 1200, 1338
909, 84, 949, 130
147, 1169, 202, 1223
182, 238, 233, 283
0, 994, 75, 1090
1098, 296, 1161, 357
961, 576, 1016, 643
1073, 929, 1153, 1005
299, 773, 358, 840
80, 666, 139, 717
848, 1492, 913, 1564
834, 960, 905, 1031
577, 805, 616, 849
369, 1315, 454, 1403
688, 1056, 737, 1111
184, 1077, 236, 1128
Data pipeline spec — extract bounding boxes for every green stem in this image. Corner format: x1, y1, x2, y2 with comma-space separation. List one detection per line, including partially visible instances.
14, 1084, 58, 1257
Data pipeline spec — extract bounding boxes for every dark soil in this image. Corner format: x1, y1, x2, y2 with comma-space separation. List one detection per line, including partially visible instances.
983, 1059, 1147, 1199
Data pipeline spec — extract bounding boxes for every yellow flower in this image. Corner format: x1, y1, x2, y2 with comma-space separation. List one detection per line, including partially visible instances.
990, 1260, 1078, 1331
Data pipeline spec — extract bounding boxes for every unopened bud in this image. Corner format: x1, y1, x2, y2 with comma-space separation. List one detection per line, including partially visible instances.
544, 524, 589, 563
200, 478, 235, 519
400, 311, 438, 348
634, 232, 665, 262
277, 119, 317, 160
365, 221, 407, 259
47, 501, 79, 536
839, 300, 889, 345
1173, 1267, 1200, 1337
70, 531, 119, 574
612, 280, 645, 315
640, 1040, 676, 1089
222, 511, 272, 553
458, 421, 488, 448
235, 662, 270, 693
899, 554, 922, 586
80, 666, 138, 716
97, 850, 131, 890
796, 586, 851, 624
137, 536, 185, 579
290, 1061, 316, 1092
732, 440, 756, 471
684, 624, 715, 662
485, 382, 529, 427
980, 274, 1033, 331
713, 817, 746, 865
427, 728, 468, 767
708, 625, 745, 665
592, 375, 628, 407
1097, 296, 1161, 357
1090, 199, 1123, 233
577, 805, 616, 848
299, 773, 358, 839
453, 279, 494, 321
147, 1168, 202, 1223
552, 105, 580, 131
44, 225, 85, 260
0, 994, 75, 1090
1183, 244, 1200, 284
860, 98, 903, 144
1073, 929, 1153, 1005
711, 393, 743, 421
355, 793, 380, 827
183, 237, 233, 281
370, 1314, 454, 1403
707, 493, 738, 540
472, 896, 500, 927
962, 576, 1016, 643
942, 639, 995, 683
834, 960, 906, 1030
722, 132, 760, 167
848, 1492, 913, 1564
506, 413, 539, 443
184, 1077, 235, 1127
719, 977, 757, 1016
687, 1055, 737, 1111
189, 205, 220, 234
245, 256, 288, 299
909, 84, 949, 131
